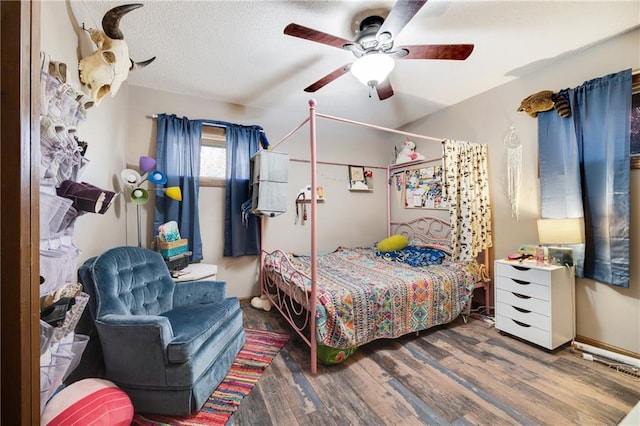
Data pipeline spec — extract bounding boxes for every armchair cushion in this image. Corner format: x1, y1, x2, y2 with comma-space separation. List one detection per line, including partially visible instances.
90, 248, 176, 316
172, 280, 226, 309
163, 297, 240, 363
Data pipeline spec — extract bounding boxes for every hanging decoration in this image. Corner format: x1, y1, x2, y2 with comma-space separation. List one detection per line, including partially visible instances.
504, 125, 522, 221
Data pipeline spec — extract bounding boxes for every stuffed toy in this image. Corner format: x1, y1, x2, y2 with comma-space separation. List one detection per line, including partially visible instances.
250, 294, 272, 311
517, 90, 571, 118
395, 140, 425, 164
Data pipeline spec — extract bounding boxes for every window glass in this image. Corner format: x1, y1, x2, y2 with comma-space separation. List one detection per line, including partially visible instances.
200, 126, 226, 187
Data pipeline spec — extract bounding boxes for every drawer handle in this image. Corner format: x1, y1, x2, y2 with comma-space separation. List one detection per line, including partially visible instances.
511, 278, 530, 285
512, 292, 531, 299
513, 306, 531, 314
512, 319, 531, 328
511, 265, 531, 271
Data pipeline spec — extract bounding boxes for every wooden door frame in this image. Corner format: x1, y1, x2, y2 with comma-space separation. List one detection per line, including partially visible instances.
1, 1, 41, 423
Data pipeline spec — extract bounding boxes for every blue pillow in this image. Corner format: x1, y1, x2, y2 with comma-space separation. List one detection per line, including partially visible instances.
376, 246, 447, 267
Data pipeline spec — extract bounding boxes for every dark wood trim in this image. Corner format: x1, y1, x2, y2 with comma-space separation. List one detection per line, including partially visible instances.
1, 1, 41, 423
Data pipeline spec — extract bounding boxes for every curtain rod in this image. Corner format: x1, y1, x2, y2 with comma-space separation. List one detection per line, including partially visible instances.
147, 114, 228, 130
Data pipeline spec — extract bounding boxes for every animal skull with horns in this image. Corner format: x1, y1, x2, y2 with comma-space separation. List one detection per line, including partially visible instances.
79, 3, 155, 105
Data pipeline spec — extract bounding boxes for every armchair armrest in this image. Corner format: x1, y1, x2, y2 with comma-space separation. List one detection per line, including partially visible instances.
173, 280, 226, 308
95, 314, 176, 387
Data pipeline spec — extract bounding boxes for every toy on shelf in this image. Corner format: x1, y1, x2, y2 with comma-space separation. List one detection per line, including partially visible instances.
395, 140, 425, 164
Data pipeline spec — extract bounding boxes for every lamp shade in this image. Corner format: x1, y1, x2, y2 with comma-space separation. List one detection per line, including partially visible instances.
164, 187, 182, 201
537, 218, 585, 245
148, 170, 167, 185
139, 156, 156, 174
120, 169, 142, 186
350, 53, 395, 87
130, 188, 149, 205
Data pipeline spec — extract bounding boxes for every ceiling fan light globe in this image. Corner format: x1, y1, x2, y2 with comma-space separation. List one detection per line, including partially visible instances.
351, 53, 395, 87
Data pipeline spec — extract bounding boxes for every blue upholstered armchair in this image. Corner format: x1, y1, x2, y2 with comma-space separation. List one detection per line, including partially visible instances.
78, 246, 246, 416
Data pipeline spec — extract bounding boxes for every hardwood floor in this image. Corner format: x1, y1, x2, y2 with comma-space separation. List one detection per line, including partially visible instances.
234, 300, 639, 426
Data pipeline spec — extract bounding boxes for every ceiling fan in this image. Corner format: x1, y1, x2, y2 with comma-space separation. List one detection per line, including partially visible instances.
284, 0, 474, 100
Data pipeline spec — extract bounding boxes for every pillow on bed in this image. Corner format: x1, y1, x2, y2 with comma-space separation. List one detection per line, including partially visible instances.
410, 241, 453, 256
377, 246, 447, 267
376, 234, 409, 252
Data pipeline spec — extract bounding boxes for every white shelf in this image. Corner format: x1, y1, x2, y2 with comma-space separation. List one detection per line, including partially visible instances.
348, 188, 373, 192
296, 198, 325, 203
388, 157, 443, 172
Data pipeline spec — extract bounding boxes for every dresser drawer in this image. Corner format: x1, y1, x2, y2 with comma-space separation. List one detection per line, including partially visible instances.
496, 314, 550, 348
496, 302, 550, 331
495, 276, 550, 300
495, 262, 551, 285
496, 289, 551, 316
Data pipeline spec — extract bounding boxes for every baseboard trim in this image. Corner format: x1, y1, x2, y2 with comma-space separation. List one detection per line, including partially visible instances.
575, 334, 640, 361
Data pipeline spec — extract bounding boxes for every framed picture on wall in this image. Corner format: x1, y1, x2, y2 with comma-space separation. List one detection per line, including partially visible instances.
630, 73, 640, 169
404, 162, 448, 209
348, 165, 369, 189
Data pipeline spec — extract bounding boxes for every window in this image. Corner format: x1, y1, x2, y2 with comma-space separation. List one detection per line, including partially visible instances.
200, 126, 226, 187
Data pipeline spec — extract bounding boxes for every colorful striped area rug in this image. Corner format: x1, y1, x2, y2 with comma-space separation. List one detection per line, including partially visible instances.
132, 328, 289, 426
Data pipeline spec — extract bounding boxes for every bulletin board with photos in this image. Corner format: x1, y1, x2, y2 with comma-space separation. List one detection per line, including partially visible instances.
403, 162, 449, 210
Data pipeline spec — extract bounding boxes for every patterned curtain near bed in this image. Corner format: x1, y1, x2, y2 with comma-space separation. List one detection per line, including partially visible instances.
442, 140, 493, 261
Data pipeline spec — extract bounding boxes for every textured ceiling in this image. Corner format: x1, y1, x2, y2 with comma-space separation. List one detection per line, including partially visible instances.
74, 0, 640, 129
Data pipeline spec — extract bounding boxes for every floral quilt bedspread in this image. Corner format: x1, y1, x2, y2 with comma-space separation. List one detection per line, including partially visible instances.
263, 246, 484, 349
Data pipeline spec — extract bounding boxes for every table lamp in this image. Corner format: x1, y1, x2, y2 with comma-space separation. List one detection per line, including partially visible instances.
121, 156, 182, 247
537, 218, 585, 265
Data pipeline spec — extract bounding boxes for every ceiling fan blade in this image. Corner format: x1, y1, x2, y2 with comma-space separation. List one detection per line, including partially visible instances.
397, 44, 474, 60
376, 79, 394, 100
304, 64, 352, 93
284, 23, 353, 50
376, 0, 427, 44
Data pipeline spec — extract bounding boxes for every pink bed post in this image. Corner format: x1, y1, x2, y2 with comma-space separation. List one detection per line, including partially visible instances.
483, 247, 491, 307
308, 99, 318, 374
386, 165, 392, 237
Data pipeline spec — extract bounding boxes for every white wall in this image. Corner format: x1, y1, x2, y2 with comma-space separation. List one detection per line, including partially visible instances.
128, 86, 396, 297
40, 1, 128, 264
402, 29, 640, 355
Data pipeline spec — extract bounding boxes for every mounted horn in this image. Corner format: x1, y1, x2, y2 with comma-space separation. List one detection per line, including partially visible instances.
130, 57, 156, 71
79, 3, 156, 105
102, 3, 143, 40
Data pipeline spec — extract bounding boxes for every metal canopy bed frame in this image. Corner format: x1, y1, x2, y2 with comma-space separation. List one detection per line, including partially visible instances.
260, 99, 490, 373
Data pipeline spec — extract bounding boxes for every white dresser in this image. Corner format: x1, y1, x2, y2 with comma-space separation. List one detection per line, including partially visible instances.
494, 259, 575, 350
